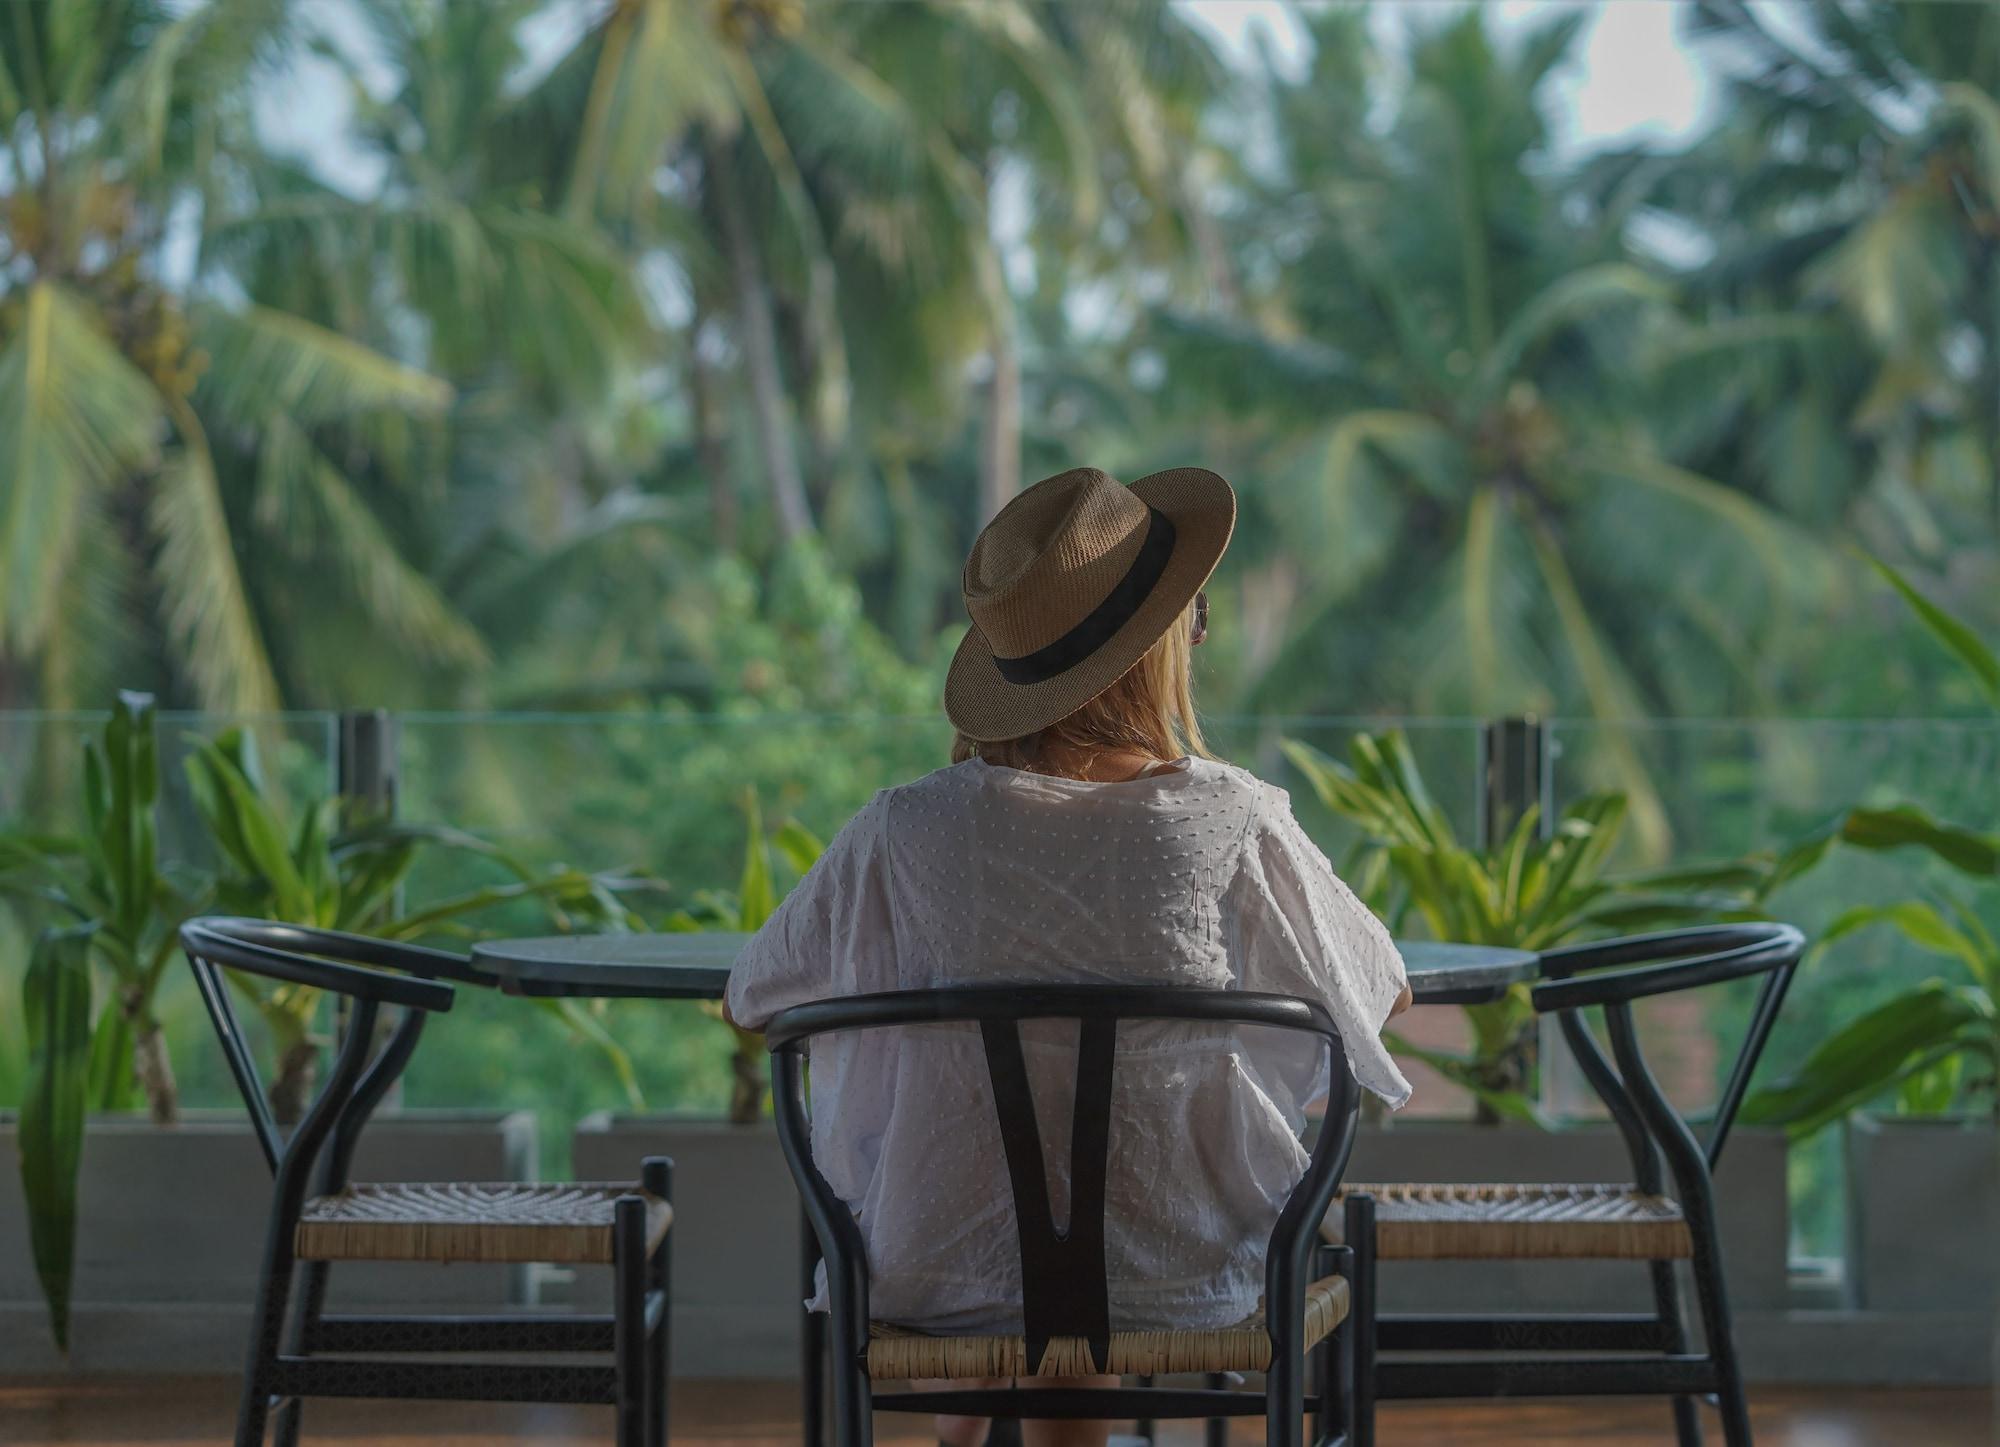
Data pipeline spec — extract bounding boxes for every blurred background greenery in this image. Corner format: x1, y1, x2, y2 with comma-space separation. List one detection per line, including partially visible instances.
3, 0, 1999, 1262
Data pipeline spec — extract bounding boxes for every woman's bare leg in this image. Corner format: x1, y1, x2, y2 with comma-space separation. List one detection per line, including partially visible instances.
1019, 1375, 1118, 1447
927, 1375, 1119, 1447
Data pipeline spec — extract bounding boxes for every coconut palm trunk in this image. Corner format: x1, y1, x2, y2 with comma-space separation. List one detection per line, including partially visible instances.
976, 239, 1020, 524
707, 137, 815, 543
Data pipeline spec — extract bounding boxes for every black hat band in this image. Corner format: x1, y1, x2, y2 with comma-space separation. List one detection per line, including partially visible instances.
991, 508, 1178, 686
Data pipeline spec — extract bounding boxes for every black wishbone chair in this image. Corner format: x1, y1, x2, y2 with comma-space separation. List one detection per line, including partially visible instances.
1338, 922, 1804, 1447
766, 984, 1368, 1447
180, 918, 673, 1447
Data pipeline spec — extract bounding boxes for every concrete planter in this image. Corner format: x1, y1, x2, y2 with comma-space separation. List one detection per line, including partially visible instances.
0, 1107, 537, 1368
570, 1113, 798, 1378
1844, 1114, 1999, 1313
1344, 1120, 1791, 1313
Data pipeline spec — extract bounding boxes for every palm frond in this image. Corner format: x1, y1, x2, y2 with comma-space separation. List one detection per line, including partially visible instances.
253, 417, 488, 670
1525, 519, 1671, 860
0, 284, 163, 650
194, 304, 451, 436
147, 405, 281, 715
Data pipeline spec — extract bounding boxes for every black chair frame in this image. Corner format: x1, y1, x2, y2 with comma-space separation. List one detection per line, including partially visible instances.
180, 917, 672, 1447
1354, 922, 1804, 1447
767, 983, 1367, 1447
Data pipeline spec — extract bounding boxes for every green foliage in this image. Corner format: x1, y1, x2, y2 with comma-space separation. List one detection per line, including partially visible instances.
1284, 730, 1753, 1122
183, 726, 658, 1123
1745, 564, 2000, 1134
0, 696, 663, 1348
19, 926, 94, 1352
663, 792, 825, 1124
0, 694, 202, 1123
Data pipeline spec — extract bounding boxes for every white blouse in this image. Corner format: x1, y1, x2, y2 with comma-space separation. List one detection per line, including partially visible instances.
725, 756, 1410, 1334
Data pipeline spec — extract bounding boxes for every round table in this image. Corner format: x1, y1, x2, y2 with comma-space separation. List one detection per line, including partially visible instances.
471, 932, 1539, 1004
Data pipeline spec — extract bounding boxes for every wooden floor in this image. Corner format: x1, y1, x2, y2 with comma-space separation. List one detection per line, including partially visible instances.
3, 1378, 1993, 1446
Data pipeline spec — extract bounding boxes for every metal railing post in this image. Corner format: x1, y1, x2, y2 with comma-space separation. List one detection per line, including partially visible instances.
1480, 716, 1558, 1115
337, 709, 400, 827
334, 711, 403, 1079
1480, 715, 1546, 850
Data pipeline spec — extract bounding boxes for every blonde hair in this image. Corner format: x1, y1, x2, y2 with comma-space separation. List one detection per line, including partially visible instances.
951, 599, 1213, 769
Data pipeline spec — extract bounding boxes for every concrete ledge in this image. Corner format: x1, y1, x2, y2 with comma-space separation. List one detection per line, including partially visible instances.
1737, 1309, 1999, 1386
5, 1302, 1993, 1385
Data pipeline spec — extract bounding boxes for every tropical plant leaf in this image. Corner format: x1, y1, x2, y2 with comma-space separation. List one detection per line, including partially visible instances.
1816, 900, 1995, 993
1742, 981, 1993, 1137
1524, 520, 1670, 860
0, 285, 163, 650
19, 925, 96, 1351
1839, 804, 2000, 878
195, 305, 451, 430
771, 819, 826, 880
1475, 263, 1669, 404
1865, 556, 2000, 710
1381, 1030, 1553, 1128
535, 998, 645, 1111
253, 418, 488, 668
147, 410, 282, 715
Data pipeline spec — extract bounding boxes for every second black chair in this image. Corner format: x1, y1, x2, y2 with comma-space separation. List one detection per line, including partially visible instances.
181, 917, 673, 1447
1338, 922, 1803, 1447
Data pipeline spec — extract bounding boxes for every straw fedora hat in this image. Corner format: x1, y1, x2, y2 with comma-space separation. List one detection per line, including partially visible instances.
945, 465, 1236, 742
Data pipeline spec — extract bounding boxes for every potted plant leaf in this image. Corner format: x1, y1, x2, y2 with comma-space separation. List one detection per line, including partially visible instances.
1282, 728, 1797, 1312
1, 702, 654, 1365
1742, 561, 1999, 1313
0, 694, 206, 1352
571, 792, 823, 1376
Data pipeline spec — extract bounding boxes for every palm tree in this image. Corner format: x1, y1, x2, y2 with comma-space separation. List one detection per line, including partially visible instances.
1143, 9, 1817, 853
0, 0, 473, 714
1601, 0, 2000, 601
527, 0, 1230, 569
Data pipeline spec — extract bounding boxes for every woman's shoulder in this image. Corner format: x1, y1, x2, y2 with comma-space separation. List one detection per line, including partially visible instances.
1190, 757, 1292, 815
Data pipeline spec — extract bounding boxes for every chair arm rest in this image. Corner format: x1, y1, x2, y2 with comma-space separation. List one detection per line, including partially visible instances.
181, 919, 458, 1012
1533, 923, 1803, 1012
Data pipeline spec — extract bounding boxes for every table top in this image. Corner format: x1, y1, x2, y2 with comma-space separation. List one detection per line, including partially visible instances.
471, 933, 1539, 1004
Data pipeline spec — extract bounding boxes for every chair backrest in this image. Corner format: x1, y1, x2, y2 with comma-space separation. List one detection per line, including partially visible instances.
763, 983, 1358, 1376
178, 917, 473, 1176
1532, 922, 1805, 1186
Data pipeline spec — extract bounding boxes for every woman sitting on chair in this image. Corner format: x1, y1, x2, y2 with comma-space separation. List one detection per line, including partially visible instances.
726, 466, 1413, 1447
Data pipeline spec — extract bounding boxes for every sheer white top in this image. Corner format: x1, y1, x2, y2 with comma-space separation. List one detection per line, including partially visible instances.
725, 756, 1410, 1333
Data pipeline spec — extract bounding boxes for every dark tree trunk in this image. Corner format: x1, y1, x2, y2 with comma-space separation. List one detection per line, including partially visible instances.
707, 137, 815, 544
269, 1037, 321, 1129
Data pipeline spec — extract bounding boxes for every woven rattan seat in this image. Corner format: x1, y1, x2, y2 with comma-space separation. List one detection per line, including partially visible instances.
865, 1275, 1350, 1381
1331, 1183, 1692, 1262
295, 1182, 672, 1265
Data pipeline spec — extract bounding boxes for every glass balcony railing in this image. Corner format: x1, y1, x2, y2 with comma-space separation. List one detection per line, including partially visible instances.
3, 708, 1991, 1261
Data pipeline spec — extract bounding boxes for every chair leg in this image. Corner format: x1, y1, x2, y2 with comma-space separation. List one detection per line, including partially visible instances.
802, 1214, 826, 1447
828, 1304, 873, 1447
236, 1212, 302, 1447
1135, 1375, 1156, 1443
1683, 1199, 1752, 1447
613, 1195, 648, 1447
1344, 1196, 1377, 1447
1651, 1258, 1703, 1447
1314, 1319, 1340, 1446
643, 1158, 672, 1447
1206, 1373, 1230, 1447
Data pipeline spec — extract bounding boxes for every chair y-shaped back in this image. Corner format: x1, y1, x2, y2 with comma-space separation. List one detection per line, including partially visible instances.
765, 983, 1361, 1447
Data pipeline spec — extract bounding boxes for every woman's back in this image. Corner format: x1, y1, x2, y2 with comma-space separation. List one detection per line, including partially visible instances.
726, 755, 1409, 1333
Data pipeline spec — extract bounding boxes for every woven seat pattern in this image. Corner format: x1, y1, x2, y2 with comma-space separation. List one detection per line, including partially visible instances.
1333, 1183, 1692, 1261
866, 1275, 1349, 1381
294, 1182, 672, 1265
